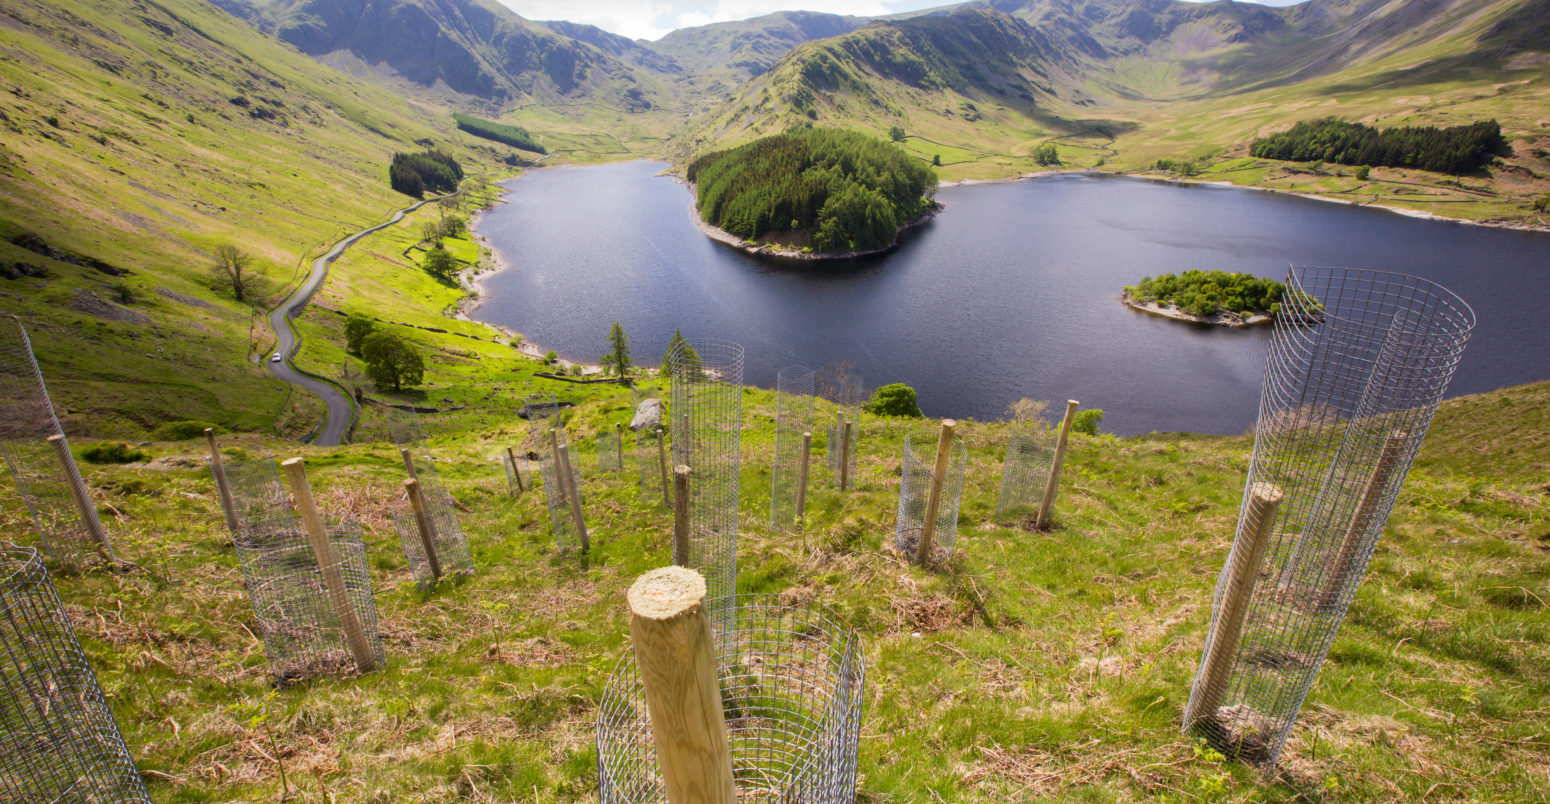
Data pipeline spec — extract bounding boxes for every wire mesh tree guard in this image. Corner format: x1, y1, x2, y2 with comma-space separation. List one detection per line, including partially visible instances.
394, 478, 474, 587
386, 407, 426, 447
502, 446, 527, 497
237, 459, 387, 686
597, 576, 864, 804
633, 385, 669, 506
668, 339, 743, 638
817, 365, 863, 491
220, 453, 290, 538
527, 393, 586, 552
0, 545, 152, 802
0, 319, 115, 569
995, 420, 1056, 520
598, 426, 624, 473
895, 425, 967, 564
771, 366, 815, 531
1184, 267, 1474, 766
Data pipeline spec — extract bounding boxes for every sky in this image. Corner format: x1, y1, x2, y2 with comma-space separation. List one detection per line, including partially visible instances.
493, 0, 1308, 41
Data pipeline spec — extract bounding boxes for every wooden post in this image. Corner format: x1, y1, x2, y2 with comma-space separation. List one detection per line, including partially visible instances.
1036, 400, 1080, 530
47, 434, 114, 561
672, 465, 691, 567
794, 431, 812, 527
627, 566, 736, 804
1317, 430, 1407, 612
403, 478, 443, 580
205, 428, 238, 533
399, 447, 419, 482
656, 427, 671, 507
839, 420, 853, 492
557, 443, 590, 551
1187, 482, 1282, 726
505, 446, 525, 493
615, 423, 625, 472
281, 458, 376, 673
915, 419, 957, 564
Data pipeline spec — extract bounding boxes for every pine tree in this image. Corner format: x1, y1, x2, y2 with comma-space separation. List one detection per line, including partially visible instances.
661, 328, 701, 378
602, 321, 631, 378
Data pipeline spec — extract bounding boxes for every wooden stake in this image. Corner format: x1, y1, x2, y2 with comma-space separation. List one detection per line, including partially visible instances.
557, 443, 590, 551
1187, 482, 1282, 726
615, 423, 625, 472
281, 458, 376, 673
206, 428, 238, 534
672, 465, 691, 567
403, 478, 443, 580
47, 434, 114, 561
915, 419, 957, 564
1036, 400, 1080, 530
505, 446, 524, 493
627, 566, 736, 804
839, 420, 853, 492
656, 427, 671, 507
794, 431, 812, 528
1317, 430, 1407, 612
399, 447, 419, 482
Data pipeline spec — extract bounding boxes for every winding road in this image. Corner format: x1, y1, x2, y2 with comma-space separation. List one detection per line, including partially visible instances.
268, 196, 441, 446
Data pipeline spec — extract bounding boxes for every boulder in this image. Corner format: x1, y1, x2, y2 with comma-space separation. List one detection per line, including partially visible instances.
630, 398, 663, 431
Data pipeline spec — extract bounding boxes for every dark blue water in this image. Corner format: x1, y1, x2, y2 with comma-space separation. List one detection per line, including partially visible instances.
471, 161, 1549, 435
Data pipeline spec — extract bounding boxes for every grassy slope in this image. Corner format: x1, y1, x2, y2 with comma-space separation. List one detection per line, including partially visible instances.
24, 373, 1544, 802
0, 0, 507, 437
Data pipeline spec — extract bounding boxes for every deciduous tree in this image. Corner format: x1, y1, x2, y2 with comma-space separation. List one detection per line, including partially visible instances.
211, 243, 258, 303
361, 330, 424, 391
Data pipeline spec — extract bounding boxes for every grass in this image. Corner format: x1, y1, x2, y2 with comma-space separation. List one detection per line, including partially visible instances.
17, 377, 1543, 802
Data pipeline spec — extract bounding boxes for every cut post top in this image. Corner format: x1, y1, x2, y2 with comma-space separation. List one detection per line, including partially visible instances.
1248, 481, 1284, 506
628, 566, 707, 622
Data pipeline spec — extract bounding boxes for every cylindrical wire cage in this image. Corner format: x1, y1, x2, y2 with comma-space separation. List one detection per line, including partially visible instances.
0, 545, 152, 802
597, 429, 623, 473
668, 339, 743, 639
502, 450, 526, 497
995, 423, 1056, 519
818, 367, 863, 489
894, 432, 968, 563
218, 453, 288, 538
386, 407, 426, 447
596, 595, 865, 803
234, 515, 385, 684
0, 320, 110, 570
1184, 267, 1474, 765
526, 393, 582, 552
392, 493, 475, 586
633, 384, 668, 504
772, 366, 816, 531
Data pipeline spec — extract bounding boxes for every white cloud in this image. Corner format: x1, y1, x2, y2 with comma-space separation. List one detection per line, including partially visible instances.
494, 0, 919, 41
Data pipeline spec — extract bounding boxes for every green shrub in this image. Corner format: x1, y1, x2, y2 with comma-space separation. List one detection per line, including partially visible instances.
1533, 195, 1550, 212
864, 383, 924, 417
82, 442, 147, 464
1072, 409, 1105, 436
543, 350, 558, 365
152, 421, 224, 441
1354, 165, 1370, 181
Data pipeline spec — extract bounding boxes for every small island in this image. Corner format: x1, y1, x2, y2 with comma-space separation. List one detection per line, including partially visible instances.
1123, 270, 1285, 328
686, 127, 940, 260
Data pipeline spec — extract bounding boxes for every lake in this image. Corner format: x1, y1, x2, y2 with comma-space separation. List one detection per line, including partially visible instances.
470, 161, 1549, 435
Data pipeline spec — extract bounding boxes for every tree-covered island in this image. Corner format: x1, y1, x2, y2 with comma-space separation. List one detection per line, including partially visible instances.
1123, 270, 1286, 327
686, 127, 939, 259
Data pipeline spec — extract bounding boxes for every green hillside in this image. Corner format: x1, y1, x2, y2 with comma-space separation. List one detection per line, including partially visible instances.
23, 368, 1547, 801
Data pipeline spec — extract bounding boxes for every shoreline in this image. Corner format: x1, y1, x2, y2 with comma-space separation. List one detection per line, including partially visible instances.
947, 166, 1550, 234
1121, 291, 1273, 328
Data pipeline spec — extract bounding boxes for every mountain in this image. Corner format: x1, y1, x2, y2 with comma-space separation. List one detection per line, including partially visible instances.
649, 11, 868, 92
239, 0, 671, 109
0, 0, 498, 434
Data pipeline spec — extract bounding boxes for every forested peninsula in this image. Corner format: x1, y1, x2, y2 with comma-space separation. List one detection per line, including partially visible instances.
686, 128, 939, 259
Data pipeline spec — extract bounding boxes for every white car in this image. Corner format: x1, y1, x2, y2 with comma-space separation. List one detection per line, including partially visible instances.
271, 352, 282, 363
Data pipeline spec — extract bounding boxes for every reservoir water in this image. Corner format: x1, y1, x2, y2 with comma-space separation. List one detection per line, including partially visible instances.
471, 160, 1548, 435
